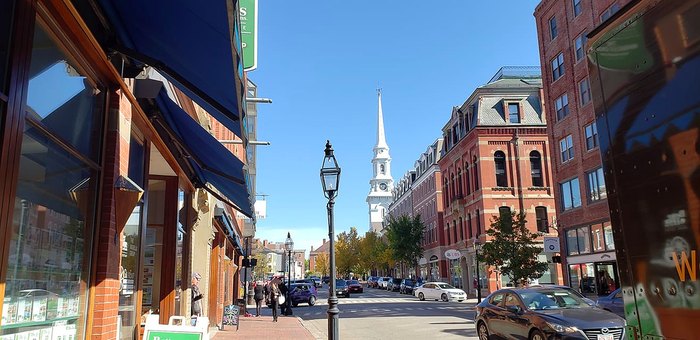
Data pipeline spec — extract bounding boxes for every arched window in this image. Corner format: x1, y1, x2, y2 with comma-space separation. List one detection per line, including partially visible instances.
499, 206, 513, 232
459, 217, 464, 241
530, 151, 543, 187
495, 151, 508, 187
464, 162, 471, 195
467, 213, 473, 239
535, 206, 549, 233
380, 164, 385, 174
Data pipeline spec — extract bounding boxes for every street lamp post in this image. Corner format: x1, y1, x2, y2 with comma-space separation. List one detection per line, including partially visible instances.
473, 238, 482, 303
284, 232, 294, 316
320, 140, 341, 340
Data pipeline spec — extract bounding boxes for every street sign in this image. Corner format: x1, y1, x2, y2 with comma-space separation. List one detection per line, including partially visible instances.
543, 237, 560, 253
239, 0, 258, 71
445, 249, 461, 260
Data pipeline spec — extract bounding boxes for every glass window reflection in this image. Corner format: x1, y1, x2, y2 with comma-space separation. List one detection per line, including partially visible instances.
26, 21, 103, 161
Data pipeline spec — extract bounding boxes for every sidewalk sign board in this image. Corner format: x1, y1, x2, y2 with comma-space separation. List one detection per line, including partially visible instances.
143, 315, 209, 340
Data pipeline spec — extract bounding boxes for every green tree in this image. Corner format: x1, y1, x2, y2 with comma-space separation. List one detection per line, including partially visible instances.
358, 231, 387, 276
314, 252, 329, 277
478, 210, 549, 286
385, 215, 425, 276
252, 252, 268, 280
335, 227, 360, 277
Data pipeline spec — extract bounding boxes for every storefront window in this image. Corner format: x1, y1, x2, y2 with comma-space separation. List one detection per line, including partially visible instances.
566, 229, 578, 255
143, 179, 167, 316
449, 259, 462, 288
577, 226, 591, 254
119, 134, 145, 339
119, 205, 142, 339
1, 131, 97, 339
174, 189, 186, 316
591, 224, 605, 252
580, 263, 597, 295
568, 264, 581, 293
604, 224, 615, 250
26, 20, 103, 162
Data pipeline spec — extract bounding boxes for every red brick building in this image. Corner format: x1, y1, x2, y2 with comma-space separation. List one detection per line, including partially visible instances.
387, 140, 445, 280
534, 0, 631, 296
438, 67, 561, 296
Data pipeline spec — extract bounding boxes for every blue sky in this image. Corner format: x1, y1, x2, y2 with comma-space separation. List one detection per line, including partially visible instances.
251, 1, 543, 256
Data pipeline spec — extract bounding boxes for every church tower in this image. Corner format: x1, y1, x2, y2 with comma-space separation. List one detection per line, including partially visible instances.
366, 89, 394, 234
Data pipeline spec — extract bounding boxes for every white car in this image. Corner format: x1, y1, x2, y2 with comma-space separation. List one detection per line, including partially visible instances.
377, 277, 391, 289
414, 282, 466, 302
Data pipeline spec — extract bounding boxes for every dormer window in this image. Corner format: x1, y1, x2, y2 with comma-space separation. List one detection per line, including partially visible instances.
508, 103, 520, 123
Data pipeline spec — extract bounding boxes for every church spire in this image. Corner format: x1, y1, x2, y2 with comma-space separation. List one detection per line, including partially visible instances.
375, 89, 388, 150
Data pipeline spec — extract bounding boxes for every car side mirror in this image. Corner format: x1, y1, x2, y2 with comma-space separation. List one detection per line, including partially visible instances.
506, 305, 522, 314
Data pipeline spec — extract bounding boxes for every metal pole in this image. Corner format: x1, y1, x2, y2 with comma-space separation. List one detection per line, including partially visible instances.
475, 247, 481, 303
287, 249, 292, 314
327, 196, 339, 340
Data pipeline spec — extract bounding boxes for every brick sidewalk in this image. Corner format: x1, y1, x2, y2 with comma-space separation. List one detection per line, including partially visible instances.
211, 314, 316, 340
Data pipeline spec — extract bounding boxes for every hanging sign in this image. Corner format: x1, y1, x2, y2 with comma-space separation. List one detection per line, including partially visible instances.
544, 236, 561, 253
445, 249, 461, 260
239, 0, 258, 71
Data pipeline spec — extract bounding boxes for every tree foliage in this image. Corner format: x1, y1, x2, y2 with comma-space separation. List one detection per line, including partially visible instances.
335, 227, 361, 277
252, 252, 269, 280
477, 210, 549, 286
385, 214, 425, 275
358, 231, 390, 274
314, 252, 329, 277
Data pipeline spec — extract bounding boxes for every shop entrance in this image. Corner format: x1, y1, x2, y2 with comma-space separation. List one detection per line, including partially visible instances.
594, 262, 618, 296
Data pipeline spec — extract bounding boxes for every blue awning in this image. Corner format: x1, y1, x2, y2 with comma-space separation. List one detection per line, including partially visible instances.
155, 91, 253, 218
214, 207, 244, 254
98, 0, 246, 137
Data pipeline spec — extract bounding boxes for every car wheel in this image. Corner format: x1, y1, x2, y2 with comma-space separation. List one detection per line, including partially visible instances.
441, 293, 448, 302
529, 329, 546, 340
292, 302, 298, 307
308, 296, 316, 306
418, 292, 425, 301
477, 321, 489, 340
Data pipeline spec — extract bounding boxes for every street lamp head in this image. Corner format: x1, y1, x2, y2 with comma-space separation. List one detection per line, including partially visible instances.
320, 140, 341, 199
285, 232, 294, 251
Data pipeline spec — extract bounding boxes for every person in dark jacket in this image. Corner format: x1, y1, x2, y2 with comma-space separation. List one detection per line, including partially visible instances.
253, 281, 265, 317
279, 280, 290, 315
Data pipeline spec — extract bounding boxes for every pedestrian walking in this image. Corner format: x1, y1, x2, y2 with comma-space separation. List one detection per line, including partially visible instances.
191, 272, 203, 325
253, 281, 265, 317
269, 275, 282, 322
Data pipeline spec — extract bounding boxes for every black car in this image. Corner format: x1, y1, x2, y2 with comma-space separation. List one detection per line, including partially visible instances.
334, 279, 350, 298
476, 287, 626, 340
399, 279, 416, 294
386, 278, 402, 292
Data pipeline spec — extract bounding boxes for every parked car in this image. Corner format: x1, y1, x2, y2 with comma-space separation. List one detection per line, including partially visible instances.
596, 288, 624, 318
334, 279, 350, 298
529, 284, 596, 307
366, 276, 378, 288
289, 283, 317, 307
378, 277, 391, 289
347, 280, 363, 293
399, 279, 416, 294
475, 287, 626, 340
386, 278, 402, 292
308, 276, 322, 288
414, 282, 466, 302
322, 276, 330, 284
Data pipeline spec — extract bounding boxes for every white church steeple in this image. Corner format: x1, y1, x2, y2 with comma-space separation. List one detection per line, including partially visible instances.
366, 89, 394, 234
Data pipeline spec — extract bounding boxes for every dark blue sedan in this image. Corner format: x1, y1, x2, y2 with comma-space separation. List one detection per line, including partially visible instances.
595, 288, 624, 318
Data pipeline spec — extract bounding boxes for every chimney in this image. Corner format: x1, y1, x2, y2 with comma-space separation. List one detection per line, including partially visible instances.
323, 238, 327, 244
310, 246, 314, 252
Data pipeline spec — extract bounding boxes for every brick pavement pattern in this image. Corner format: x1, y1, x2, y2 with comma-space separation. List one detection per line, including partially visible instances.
211, 315, 316, 340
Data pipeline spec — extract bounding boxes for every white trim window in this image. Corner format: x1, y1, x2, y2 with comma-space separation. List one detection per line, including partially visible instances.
552, 53, 565, 81
560, 134, 574, 163
555, 93, 569, 121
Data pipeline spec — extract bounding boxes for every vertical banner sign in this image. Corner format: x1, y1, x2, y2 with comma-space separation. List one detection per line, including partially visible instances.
239, 0, 258, 71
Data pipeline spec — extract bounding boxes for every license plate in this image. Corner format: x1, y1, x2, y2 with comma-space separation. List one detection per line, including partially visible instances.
597, 334, 614, 340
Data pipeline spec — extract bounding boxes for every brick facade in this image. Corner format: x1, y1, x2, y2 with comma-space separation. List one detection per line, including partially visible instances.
534, 0, 632, 286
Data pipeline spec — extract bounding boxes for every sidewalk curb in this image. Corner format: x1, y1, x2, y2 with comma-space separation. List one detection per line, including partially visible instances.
299, 316, 325, 340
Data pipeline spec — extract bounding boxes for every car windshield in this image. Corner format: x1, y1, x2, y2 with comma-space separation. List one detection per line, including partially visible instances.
520, 289, 592, 310
335, 279, 347, 286
349, 280, 359, 284
405, 280, 415, 285
383, 277, 391, 280
437, 284, 455, 289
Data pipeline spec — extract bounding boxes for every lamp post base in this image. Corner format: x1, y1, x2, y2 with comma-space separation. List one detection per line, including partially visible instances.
327, 295, 339, 340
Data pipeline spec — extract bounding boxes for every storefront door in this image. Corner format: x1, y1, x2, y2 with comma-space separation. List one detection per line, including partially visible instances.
594, 262, 619, 296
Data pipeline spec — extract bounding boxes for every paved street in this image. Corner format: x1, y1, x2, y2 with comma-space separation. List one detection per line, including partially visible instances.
289, 285, 478, 339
